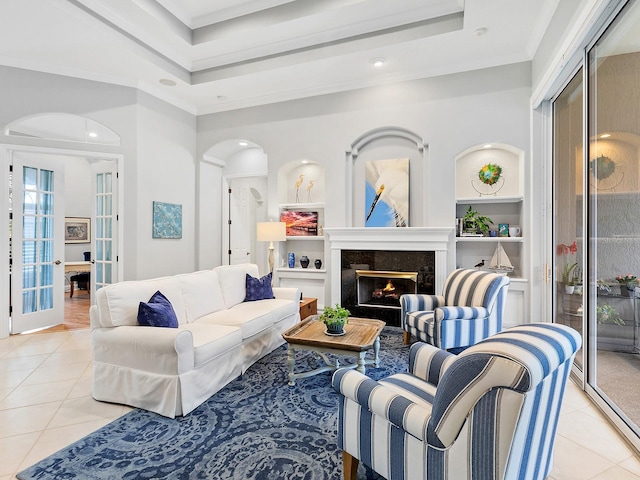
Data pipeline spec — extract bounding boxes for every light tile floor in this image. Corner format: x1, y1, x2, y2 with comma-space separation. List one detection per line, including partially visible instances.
1, 329, 639, 479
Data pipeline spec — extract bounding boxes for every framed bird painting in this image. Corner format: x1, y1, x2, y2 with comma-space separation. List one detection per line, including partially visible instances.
364, 158, 409, 227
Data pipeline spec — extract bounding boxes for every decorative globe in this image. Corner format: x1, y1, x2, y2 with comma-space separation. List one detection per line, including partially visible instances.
590, 155, 615, 180
478, 163, 503, 186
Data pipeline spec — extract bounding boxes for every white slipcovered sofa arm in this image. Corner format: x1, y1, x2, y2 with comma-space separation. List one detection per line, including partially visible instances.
273, 286, 301, 301
92, 326, 195, 374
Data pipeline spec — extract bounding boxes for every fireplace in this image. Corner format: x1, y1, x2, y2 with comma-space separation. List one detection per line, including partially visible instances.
325, 227, 454, 327
338, 249, 435, 325
356, 270, 418, 309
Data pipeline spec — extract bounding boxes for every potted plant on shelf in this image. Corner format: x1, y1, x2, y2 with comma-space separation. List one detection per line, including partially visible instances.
596, 304, 624, 326
320, 304, 350, 335
461, 206, 493, 236
616, 274, 638, 297
557, 241, 578, 293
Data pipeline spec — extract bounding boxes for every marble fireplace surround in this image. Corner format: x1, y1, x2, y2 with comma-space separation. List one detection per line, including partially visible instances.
324, 227, 454, 306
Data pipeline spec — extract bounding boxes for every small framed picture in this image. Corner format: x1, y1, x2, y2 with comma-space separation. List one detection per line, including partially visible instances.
498, 223, 509, 237
65, 217, 91, 244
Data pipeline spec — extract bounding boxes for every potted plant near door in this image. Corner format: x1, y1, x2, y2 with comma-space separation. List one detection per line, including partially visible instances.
320, 304, 350, 335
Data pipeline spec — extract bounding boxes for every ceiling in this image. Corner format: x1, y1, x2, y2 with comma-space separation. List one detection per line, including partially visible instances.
0, 0, 558, 115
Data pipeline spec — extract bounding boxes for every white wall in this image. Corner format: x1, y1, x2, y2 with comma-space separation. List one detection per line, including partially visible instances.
0, 66, 197, 283
134, 91, 197, 279
197, 62, 533, 262
198, 159, 223, 269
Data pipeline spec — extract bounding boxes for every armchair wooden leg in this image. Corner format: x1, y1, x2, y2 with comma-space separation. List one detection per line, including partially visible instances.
403, 330, 411, 345
342, 451, 359, 480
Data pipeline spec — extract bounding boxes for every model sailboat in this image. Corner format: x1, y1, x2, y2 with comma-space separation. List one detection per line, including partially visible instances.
489, 242, 514, 274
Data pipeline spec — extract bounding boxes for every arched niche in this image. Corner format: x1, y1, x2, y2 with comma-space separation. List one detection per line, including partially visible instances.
345, 126, 428, 227
455, 143, 524, 199
5, 113, 120, 146
277, 159, 325, 205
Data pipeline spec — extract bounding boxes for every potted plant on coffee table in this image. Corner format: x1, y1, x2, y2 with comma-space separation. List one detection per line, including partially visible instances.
320, 304, 350, 335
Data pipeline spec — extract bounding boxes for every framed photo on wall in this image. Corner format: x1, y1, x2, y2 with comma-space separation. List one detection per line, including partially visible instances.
65, 217, 91, 244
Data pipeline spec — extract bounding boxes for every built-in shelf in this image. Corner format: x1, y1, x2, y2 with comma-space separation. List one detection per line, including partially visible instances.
456, 196, 524, 204
279, 202, 324, 210
455, 143, 528, 327
276, 161, 327, 308
286, 236, 324, 241
456, 237, 523, 243
277, 267, 327, 274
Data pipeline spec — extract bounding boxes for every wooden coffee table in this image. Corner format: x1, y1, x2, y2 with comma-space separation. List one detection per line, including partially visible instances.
282, 316, 386, 386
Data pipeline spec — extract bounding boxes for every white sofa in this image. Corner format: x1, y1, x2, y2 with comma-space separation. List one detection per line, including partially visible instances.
89, 263, 300, 418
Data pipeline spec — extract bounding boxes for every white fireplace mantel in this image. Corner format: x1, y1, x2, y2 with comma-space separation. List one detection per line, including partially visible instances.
324, 227, 454, 306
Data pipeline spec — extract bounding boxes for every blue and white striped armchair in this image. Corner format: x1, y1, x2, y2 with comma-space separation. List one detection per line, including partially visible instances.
400, 268, 510, 350
332, 323, 581, 480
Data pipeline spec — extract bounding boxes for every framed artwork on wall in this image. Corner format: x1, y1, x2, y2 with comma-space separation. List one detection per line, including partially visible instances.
65, 217, 91, 244
279, 211, 318, 236
365, 158, 409, 227
152, 201, 182, 239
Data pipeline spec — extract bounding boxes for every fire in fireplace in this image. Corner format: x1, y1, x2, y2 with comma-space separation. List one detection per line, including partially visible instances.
356, 270, 418, 309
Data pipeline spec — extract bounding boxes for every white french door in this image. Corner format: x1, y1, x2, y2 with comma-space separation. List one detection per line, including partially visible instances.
11, 153, 65, 333
228, 179, 252, 265
92, 161, 118, 295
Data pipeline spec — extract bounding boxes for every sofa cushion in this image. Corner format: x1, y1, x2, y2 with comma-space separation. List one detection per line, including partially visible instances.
245, 273, 274, 301
214, 265, 247, 309
137, 291, 179, 328
196, 298, 297, 339
214, 264, 261, 309
196, 304, 272, 339
95, 276, 187, 327
180, 323, 243, 367
177, 270, 226, 322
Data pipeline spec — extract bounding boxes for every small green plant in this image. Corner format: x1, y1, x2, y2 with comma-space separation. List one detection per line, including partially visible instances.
462, 206, 493, 236
596, 304, 624, 326
319, 304, 350, 327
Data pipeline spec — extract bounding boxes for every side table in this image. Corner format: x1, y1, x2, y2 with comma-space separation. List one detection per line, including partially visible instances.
300, 297, 317, 320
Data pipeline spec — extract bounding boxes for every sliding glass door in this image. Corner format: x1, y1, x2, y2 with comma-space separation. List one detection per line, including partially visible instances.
587, 0, 640, 434
553, 0, 640, 444
554, 69, 584, 370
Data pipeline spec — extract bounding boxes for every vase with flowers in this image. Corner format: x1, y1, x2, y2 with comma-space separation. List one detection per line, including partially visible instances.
616, 274, 638, 297
558, 241, 578, 293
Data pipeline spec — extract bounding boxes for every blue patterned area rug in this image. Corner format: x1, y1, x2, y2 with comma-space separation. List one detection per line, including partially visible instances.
18, 327, 410, 480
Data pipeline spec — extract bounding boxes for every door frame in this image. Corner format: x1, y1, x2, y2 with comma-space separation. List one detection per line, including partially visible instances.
0, 144, 124, 338
221, 173, 267, 267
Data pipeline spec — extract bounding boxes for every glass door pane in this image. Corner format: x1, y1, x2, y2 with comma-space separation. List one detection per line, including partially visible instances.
587, 0, 640, 434
93, 163, 117, 293
10, 153, 65, 333
553, 69, 584, 370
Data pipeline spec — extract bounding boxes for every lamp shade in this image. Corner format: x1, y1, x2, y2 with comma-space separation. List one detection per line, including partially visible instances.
257, 222, 286, 242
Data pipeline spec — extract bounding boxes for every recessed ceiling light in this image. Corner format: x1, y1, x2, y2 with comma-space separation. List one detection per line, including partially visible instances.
483, 144, 493, 149
301, 160, 309, 164
371, 57, 386, 67
159, 78, 176, 87
238, 141, 249, 147
600, 133, 611, 138
88, 132, 98, 138
475, 27, 488, 36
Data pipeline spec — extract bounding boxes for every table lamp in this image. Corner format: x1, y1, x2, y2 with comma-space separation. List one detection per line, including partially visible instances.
257, 221, 286, 272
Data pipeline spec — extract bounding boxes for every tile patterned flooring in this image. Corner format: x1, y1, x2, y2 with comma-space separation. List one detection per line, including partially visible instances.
1, 329, 640, 479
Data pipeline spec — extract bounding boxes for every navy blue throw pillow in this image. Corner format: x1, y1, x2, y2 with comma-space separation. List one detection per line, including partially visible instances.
138, 290, 179, 328
245, 273, 275, 301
